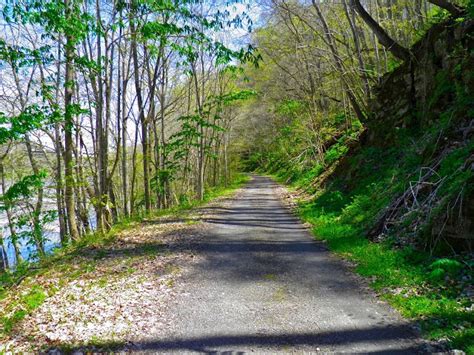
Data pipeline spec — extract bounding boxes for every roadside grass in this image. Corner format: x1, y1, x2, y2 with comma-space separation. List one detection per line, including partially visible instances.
296, 191, 473, 352
268, 126, 473, 352
298, 192, 474, 353
0, 174, 249, 341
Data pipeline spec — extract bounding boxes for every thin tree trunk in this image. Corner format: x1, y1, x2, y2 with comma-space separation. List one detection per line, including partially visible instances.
130, 19, 151, 213
159, 46, 168, 208
130, 118, 140, 215
0, 162, 22, 263
24, 137, 45, 256
64, 0, 81, 241
54, 123, 68, 243
0, 233, 8, 271
120, 20, 130, 218
192, 61, 205, 201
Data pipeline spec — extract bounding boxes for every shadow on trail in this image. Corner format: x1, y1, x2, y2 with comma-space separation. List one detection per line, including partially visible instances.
43, 176, 434, 353
203, 218, 305, 230
72, 234, 326, 264
52, 324, 425, 353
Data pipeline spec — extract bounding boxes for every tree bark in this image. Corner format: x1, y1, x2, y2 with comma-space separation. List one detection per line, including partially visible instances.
0, 162, 22, 263
0, 233, 8, 271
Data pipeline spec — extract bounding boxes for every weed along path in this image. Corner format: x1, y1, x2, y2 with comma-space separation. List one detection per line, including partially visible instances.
132, 175, 426, 353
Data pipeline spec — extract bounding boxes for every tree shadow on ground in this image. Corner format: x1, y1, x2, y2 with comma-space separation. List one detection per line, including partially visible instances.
49, 324, 431, 353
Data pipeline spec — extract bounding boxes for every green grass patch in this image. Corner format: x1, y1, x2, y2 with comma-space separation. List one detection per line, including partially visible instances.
1, 285, 47, 334
295, 185, 473, 352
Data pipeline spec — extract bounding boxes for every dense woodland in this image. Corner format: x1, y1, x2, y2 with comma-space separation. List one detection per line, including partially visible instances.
0, 0, 260, 268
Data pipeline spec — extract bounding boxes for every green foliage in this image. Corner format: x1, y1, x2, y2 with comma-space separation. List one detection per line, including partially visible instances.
428, 258, 464, 281
0, 106, 60, 145
22, 285, 47, 311
4, 0, 93, 46
0, 39, 52, 67
151, 169, 173, 196
469, 0, 474, 18
275, 99, 305, 118
0, 171, 47, 208
130, 0, 260, 68
1, 285, 46, 334
324, 142, 349, 165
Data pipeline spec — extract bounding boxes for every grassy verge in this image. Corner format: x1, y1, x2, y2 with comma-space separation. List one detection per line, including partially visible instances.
295, 194, 473, 352
0, 173, 249, 341
268, 135, 473, 352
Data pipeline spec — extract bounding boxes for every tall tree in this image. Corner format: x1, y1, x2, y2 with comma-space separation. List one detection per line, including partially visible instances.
64, 0, 81, 241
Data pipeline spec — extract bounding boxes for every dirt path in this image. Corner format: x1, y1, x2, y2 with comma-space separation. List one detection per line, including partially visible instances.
130, 175, 425, 353
2, 175, 427, 352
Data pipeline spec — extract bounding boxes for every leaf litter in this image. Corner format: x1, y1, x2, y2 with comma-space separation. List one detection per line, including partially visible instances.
0, 195, 234, 352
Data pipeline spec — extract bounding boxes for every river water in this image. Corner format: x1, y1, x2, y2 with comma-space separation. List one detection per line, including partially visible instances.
0, 204, 97, 268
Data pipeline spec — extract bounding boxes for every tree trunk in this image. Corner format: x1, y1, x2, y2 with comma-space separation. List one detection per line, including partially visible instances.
0, 162, 22, 263
192, 62, 205, 201
0, 233, 8, 271
120, 18, 129, 218
24, 136, 45, 256
350, 0, 410, 62
64, 0, 81, 241
130, 117, 140, 215
54, 123, 68, 243
159, 47, 168, 209
130, 18, 151, 213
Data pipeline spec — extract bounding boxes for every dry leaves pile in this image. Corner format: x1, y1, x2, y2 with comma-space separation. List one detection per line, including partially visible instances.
0, 209, 215, 352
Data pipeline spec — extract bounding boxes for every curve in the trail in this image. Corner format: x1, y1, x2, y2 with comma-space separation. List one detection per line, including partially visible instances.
135, 175, 425, 353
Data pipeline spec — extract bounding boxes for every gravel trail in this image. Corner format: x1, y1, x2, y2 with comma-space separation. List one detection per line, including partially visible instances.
133, 175, 425, 353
